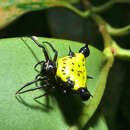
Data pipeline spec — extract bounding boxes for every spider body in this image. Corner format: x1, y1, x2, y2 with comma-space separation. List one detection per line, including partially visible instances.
16, 36, 91, 100
56, 53, 86, 91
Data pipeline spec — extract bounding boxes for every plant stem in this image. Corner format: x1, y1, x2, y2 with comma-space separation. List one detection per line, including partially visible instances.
92, 0, 115, 12
107, 25, 130, 36
78, 47, 114, 129
112, 41, 130, 60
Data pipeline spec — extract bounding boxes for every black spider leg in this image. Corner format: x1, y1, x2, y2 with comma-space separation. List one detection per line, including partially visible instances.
29, 36, 49, 73
42, 41, 58, 62
33, 41, 58, 72
17, 81, 50, 100
35, 73, 42, 80
17, 85, 45, 94
30, 36, 58, 70
29, 36, 49, 61
34, 82, 55, 100
68, 46, 76, 58
87, 75, 93, 79
34, 60, 44, 72
16, 77, 45, 95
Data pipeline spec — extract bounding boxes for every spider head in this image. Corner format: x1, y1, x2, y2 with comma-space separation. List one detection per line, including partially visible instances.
77, 87, 91, 101
41, 60, 56, 76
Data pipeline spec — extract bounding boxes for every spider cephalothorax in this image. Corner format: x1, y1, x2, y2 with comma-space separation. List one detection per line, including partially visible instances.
16, 36, 92, 100
40, 60, 56, 76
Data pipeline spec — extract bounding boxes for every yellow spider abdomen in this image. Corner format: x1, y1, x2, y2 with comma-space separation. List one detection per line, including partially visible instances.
56, 53, 87, 90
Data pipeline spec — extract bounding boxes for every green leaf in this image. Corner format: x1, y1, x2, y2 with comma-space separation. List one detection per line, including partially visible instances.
0, 37, 106, 130
0, 0, 78, 29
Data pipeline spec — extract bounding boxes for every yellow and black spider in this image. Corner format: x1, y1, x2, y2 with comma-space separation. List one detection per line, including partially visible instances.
16, 36, 92, 101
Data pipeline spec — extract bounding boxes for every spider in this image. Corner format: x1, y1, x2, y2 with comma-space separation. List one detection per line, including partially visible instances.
16, 36, 92, 101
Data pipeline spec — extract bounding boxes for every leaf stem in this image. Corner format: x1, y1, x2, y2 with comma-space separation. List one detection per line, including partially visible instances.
62, 1, 130, 37
78, 47, 114, 129
92, 0, 115, 12
107, 25, 130, 36
62, 3, 90, 18
112, 41, 130, 60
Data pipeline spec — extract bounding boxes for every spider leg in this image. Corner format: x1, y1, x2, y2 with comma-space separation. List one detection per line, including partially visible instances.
34, 83, 55, 100
17, 86, 44, 94
42, 41, 58, 62
29, 36, 49, 61
34, 60, 44, 72
34, 74, 47, 86
87, 75, 93, 79
16, 77, 45, 95
35, 74, 41, 80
